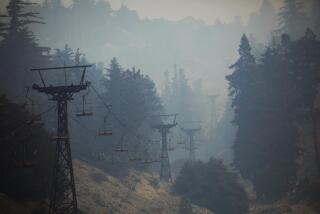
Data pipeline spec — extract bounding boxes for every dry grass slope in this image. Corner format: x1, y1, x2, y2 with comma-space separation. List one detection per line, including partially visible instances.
250, 199, 319, 214
74, 160, 213, 214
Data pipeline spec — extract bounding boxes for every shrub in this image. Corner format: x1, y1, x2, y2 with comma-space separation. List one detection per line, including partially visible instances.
173, 158, 249, 214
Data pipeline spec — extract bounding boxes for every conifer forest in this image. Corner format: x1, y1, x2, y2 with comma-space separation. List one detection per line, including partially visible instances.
1, 0, 320, 213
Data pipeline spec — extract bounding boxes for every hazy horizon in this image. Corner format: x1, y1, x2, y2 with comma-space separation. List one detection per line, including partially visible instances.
0, 0, 285, 102
0, 0, 284, 24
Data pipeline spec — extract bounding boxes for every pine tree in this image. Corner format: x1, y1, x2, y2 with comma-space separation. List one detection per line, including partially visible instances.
310, 0, 320, 36
101, 58, 162, 172
226, 34, 259, 184
43, 0, 63, 9
51, 0, 63, 9
247, 0, 277, 43
0, 95, 54, 200
0, 0, 44, 42
251, 36, 299, 200
52, 44, 75, 66
165, 65, 194, 122
293, 29, 320, 175
277, 0, 306, 39
0, 0, 49, 94
227, 34, 302, 201
226, 34, 256, 123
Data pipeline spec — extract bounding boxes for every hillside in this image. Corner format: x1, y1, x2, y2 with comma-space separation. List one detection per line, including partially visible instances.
74, 160, 213, 214
250, 200, 319, 214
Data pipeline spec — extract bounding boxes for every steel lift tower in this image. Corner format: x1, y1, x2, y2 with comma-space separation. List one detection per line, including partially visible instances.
31, 65, 92, 214
152, 114, 178, 181
208, 95, 218, 142
182, 126, 201, 164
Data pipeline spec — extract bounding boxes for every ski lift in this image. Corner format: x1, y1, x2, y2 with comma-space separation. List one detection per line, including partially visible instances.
111, 153, 116, 165
96, 152, 107, 161
24, 87, 41, 123
115, 136, 128, 153
76, 87, 93, 117
98, 115, 112, 136
129, 156, 142, 161
129, 143, 142, 161
147, 140, 161, 145
167, 134, 175, 151
115, 147, 129, 153
177, 133, 186, 145
168, 147, 175, 152
14, 140, 37, 169
51, 135, 69, 141
159, 155, 169, 159
141, 159, 161, 164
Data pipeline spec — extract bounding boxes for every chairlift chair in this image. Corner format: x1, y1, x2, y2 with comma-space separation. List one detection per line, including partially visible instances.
24, 87, 41, 123
15, 160, 36, 169
115, 136, 128, 153
129, 143, 142, 161
76, 88, 93, 117
115, 147, 129, 153
98, 129, 112, 136
14, 141, 37, 169
98, 115, 112, 136
141, 159, 161, 164
159, 155, 169, 159
177, 133, 186, 145
51, 135, 69, 141
167, 136, 175, 151
168, 146, 175, 152
129, 156, 142, 161
97, 152, 107, 161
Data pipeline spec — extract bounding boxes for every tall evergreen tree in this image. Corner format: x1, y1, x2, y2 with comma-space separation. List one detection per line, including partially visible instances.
277, 0, 306, 39
310, 0, 320, 36
247, 0, 277, 43
51, 0, 63, 9
293, 29, 320, 174
0, 95, 54, 200
101, 58, 162, 172
227, 34, 303, 200
252, 35, 299, 200
226, 34, 260, 179
0, 0, 44, 38
226, 34, 256, 123
52, 44, 75, 66
0, 0, 49, 94
164, 65, 194, 122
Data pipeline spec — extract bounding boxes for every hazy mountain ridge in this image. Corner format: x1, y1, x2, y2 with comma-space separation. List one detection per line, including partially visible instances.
29, 1, 262, 96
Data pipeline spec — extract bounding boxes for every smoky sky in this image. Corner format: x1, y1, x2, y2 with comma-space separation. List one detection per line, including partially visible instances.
0, 0, 284, 24
108, 0, 283, 24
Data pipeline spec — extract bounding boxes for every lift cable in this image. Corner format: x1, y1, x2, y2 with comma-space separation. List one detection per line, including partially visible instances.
90, 84, 152, 144
0, 105, 56, 143
69, 113, 98, 137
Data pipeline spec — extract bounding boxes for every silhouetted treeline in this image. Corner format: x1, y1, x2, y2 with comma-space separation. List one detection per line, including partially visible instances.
227, 29, 320, 201
0, 0, 164, 178
95, 58, 163, 175
0, 95, 54, 201
0, 0, 54, 202
0, 0, 50, 95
